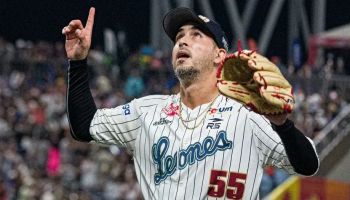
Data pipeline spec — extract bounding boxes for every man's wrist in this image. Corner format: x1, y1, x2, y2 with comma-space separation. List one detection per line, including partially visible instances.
272, 118, 294, 134
69, 57, 87, 62
68, 58, 87, 68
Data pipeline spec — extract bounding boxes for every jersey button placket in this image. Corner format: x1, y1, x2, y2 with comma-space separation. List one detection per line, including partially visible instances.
182, 138, 190, 149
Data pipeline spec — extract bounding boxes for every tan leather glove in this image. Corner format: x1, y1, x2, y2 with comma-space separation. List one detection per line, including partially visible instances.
216, 50, 294, 115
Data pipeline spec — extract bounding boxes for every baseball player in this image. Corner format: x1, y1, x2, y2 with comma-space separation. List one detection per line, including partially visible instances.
63, 7, 319, 200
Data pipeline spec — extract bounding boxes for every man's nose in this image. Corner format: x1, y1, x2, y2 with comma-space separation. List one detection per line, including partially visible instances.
178, 35, 189, 48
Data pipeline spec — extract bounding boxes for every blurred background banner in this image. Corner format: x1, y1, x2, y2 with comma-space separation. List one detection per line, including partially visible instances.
292, 38, 302, 71
265, 176, 350, 200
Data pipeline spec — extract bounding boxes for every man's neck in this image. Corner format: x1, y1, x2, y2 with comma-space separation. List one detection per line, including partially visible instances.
179, 70, 219, 109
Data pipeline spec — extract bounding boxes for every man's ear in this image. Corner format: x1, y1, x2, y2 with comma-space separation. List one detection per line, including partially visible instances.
214, 49, 227, 66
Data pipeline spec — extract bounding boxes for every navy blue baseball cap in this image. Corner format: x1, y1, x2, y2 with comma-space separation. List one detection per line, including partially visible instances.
163, 7, 229, 51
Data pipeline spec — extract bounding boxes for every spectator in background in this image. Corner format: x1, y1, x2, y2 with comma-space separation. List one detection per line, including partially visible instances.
0, 37, 15, 76
46, 142, 61, 177
298, 63, 313, 79
259, 166, 290, 198
324, 53, 335, 79
0, 182, 7, 200
271, 56, 287, 74
335, 56, 345, 75
124, 68, 144, 101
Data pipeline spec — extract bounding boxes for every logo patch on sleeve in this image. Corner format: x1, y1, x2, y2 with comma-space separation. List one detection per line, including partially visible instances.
122, 104, 131, 115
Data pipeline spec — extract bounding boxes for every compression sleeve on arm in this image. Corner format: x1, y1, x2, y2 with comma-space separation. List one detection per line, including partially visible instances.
67, 58, 96, 142
272, 119, 319, 175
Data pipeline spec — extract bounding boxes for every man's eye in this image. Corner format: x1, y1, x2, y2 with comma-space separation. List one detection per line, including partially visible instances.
175, 34, 183, 41
194, 32, 201, 37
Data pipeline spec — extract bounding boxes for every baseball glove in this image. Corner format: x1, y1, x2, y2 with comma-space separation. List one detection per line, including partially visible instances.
216, 50, 294, 115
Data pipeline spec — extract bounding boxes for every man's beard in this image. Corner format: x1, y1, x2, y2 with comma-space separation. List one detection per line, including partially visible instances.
174, 66, 199, 88
174, 58, 213, 88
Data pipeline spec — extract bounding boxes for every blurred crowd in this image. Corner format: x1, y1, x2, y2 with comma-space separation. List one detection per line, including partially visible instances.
0, 36, 348, 200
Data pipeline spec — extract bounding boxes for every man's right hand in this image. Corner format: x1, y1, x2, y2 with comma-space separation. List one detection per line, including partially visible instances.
62, 7, 95, 60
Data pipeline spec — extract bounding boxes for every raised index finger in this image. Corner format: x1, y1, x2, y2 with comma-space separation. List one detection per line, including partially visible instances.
85, 7, 95, 36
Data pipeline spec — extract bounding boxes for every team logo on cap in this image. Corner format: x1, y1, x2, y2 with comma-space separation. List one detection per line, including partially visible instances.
198, 15, 210, 23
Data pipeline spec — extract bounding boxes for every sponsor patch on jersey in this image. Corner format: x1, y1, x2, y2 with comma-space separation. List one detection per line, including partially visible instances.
122, 104, 131, 115
208, 118, 223, 122
153, 118, 172, 126
208, 106, 232, 115
206, 118, 223, 129
161, 103, 179, 116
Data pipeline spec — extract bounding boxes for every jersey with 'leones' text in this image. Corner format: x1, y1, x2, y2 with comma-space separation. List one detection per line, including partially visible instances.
89, 94, 303, 200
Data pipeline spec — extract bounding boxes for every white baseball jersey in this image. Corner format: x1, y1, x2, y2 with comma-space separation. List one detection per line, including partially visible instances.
89, 94, 299, 200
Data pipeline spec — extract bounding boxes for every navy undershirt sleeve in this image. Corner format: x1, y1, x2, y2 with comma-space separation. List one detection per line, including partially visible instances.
66, 58, 96, 142
272, 119, 319, 175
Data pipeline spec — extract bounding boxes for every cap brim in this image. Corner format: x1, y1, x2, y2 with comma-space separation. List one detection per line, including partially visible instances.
163, 7, 210, 42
